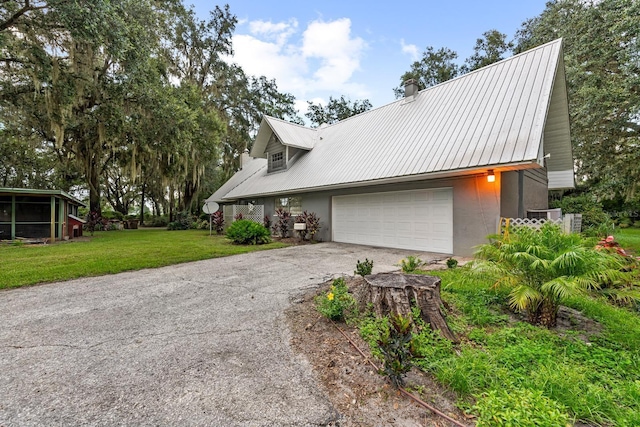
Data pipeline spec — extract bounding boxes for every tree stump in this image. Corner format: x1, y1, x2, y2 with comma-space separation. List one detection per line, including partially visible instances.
359, 273, 457, 342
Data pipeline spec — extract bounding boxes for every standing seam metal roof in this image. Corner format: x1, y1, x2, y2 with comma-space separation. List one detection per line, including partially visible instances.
219, 39, 566, 200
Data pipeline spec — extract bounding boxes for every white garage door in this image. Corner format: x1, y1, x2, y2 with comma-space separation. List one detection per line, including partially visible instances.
332, 188, 453, 253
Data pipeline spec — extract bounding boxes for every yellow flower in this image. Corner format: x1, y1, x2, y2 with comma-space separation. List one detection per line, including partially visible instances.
327, 292, 335, 301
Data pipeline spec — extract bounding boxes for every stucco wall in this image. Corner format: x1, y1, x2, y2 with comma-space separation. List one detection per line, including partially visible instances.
500, 169, 549, 218
500, 171, 520, 218
523, 169, 549, 212
260, 174, 501, 256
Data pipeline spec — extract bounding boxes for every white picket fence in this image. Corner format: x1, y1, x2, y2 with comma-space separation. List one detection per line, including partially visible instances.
498, 214, 582, 235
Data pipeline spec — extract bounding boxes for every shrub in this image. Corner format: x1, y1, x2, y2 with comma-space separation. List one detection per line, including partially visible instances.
263, 215, 272, 230
272, 208, 291, 238
234, 212, 243, 220
446, 258, 458, 269
550, 194, 614, 237
473, 222, 624, 327
85, 211, 108, 235
147, 215, 169, 228
225, 219, 271, 245
212, 211, 224, 234
355, 258, 374, 277
167, 211, 194, 231
400, 255, 423, 273
316, 277, 357, 321
299, 210, 321, 241
473, 388, 570, 427
378, 314, 413, 388
102, 211, 124, 221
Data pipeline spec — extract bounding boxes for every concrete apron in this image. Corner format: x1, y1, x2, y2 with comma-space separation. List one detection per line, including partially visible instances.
0, 243, 447, 426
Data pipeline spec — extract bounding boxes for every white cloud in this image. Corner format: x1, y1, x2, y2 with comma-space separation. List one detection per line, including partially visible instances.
400, 39, 419, 62
226, 17, 369, 104
301, 18, 366, 90
249, 19, 298, 46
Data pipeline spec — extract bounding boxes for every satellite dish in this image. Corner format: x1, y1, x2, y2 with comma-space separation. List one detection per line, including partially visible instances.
202, 201, 219, 214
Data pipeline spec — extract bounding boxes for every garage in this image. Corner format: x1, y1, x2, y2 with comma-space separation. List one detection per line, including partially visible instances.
332, 188, 453, 253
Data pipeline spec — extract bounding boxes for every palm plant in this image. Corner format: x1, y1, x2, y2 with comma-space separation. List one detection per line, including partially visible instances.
473, 223, 624, 328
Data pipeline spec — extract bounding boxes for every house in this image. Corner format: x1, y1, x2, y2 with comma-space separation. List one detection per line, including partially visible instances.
208, 39, 574, 256
0, 188, 86, 242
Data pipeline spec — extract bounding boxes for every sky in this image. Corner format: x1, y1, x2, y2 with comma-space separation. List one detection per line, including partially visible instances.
188, 1, 549, 117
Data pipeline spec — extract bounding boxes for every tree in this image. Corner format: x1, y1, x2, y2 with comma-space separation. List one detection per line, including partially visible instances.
473, 223, 623, 328
393, 47, 460, 98
163, 5, 300, 195
515, 0, 640, 201
0, 0, 184, 215
462, 30, 513, 72
305, 95, 372, 127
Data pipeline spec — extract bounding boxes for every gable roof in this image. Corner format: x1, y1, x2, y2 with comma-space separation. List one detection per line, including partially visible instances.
213, 39, 573, 202
251, 116, 317, 158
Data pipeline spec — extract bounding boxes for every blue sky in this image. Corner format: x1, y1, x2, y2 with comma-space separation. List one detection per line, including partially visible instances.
188, 1, 548, 115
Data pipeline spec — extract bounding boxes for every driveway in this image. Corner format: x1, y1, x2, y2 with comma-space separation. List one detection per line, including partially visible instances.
0, 243, 445, 426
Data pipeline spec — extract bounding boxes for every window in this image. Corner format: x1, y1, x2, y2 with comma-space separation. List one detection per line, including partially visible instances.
270, 151, 285, 171
275, 196, 302, 215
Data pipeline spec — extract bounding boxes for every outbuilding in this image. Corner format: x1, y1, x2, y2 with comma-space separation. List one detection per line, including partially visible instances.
0, 188, 86, 242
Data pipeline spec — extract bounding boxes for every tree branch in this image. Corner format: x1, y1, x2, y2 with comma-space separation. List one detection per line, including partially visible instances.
0, 1, 48, 32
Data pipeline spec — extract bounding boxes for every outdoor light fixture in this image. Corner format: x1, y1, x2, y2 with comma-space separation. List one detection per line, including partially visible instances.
487, 170, 496, 183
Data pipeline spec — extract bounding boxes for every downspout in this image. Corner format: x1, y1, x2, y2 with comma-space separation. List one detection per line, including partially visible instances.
518, 171, 525, 218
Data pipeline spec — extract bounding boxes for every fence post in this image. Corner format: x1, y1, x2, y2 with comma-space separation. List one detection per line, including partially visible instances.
563, 214, 572, 234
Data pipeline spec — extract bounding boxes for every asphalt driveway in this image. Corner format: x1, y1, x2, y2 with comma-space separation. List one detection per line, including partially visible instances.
0, 243, 446, 426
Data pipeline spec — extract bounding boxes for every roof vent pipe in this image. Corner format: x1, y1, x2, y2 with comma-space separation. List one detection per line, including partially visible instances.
404, 79, 420, 98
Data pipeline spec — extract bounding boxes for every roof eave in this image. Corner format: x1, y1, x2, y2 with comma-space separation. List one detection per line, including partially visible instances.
224, 160, 541, 200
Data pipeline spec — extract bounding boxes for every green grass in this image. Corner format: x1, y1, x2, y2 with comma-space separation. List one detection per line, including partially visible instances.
358, 267, 640, 426
616, 227, 640, 254
436, 269, 640, 425
0, 228, 287, 289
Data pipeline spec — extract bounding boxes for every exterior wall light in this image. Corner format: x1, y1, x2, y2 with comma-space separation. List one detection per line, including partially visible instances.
487, 170, 496, 183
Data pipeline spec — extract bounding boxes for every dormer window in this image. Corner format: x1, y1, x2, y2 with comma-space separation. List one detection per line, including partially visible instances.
269, 151, 285, 172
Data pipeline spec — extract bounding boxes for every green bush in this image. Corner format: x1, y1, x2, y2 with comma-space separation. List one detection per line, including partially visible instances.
550, 194, 614, 237
225, 219, 271, 245
474, 222, 623, 328
147, 215, 169, 227
446, 258, 458, 269
315, 277, 357, 321
378, 314, 414, 388
102, 211, 124, 221
399, 255, 423, 273
355, 258, 373, 277
167, 211, 194, 230
474, 388, 571, 427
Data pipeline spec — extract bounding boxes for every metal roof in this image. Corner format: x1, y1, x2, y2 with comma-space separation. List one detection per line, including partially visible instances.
250, 116, 316, 158
218, 39, 572, 201
0, 187, 86, 206
206, 158, 267, 203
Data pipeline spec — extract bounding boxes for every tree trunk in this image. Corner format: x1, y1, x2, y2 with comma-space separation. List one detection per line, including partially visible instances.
140, 183, 145, 225
540, 299, 559, 328
359, 273, 457, 342
88, 162, 101, 216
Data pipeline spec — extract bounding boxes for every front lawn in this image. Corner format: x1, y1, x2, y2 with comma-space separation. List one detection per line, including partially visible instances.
616, 227, 640, 254
435, 269, 639, 425
0, 228, 287, 289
